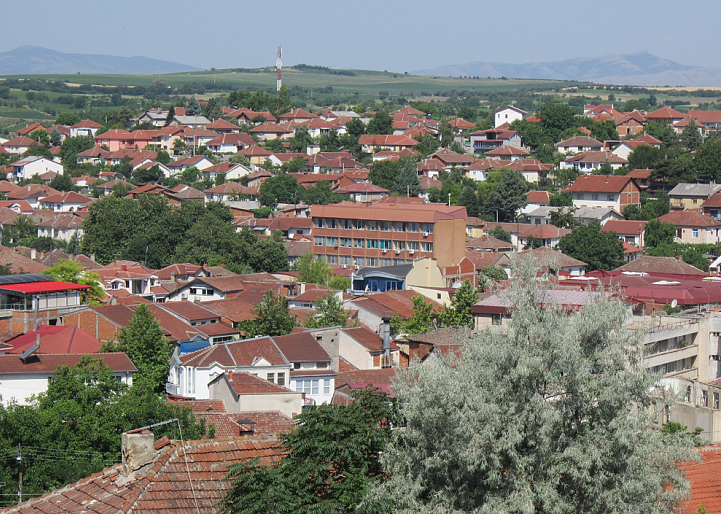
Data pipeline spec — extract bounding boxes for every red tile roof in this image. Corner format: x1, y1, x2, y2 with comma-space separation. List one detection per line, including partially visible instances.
566, 175, 636, 194
678, 446, 721, 514
659, 210, 721, 227
224, 371, 297, 394
0, 352, 136, 374
627, 168, 652, 179
600, 220, 648, 235
272, 331, 331, 363
358, 134, 419, 147
615, 255, 707, 275
180, 336, 288, 367
526, 190, 551, 204
6, 326, 102, 355
485, 146, 530, 157
645, 106, 684, 120
335, 368, 397, 397
342, 326, 398, 352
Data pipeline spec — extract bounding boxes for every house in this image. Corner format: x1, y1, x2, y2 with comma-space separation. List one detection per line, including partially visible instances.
7, 184, 61, 209
8, 156, 63, 183
469, 128, 523, 155
566, 175, 641, 213
611, 133, 663, 160
508, 159, 553, 183
658, 210, 721, 244
448, 117, 476, 134
76, 146, 111, 165
494, 106, 526, 128
157, 301, 240, 344
429, 148, 475, 168
310, 202, 468, 269
38, 191, 92, 212
181, 127, 219, 148
199, 162, 250, 182
344, 290, 441, 335
164, 276, 254, 303
3, 432, 283, 514
515, 246, 586, 277
285, 239, 312, 267
350, 258, 445, 295
203, 182, 256, 203
525, 206, 623, 227
560, 150, 628, 172
35, 212, 85, 242
0, 352, 135, 406
1, 136, 40, 154
645, 106, 685, 124
614, 111, 646, 138
466, 234, 514, 253
484, 145, 530, 161
69, 119, 102, 137
555, 136, 604, 154
339, 326, 401, 369
600, 219, 648, 248
205, 132, 255, 154
209, 371, 304, 418
516, 224, 572, 250
137, 108, 170, 126
583, 104, 621, 117
3, 325, 102, 355
166, 155, 214, 175
626, 168, 652, 189
237, 145, 280, 168
278, 107, 318, 123
267, 217, 313, 239
93, 129, 131, 151
358, 134, 419, 153
687, 110, 721, 137
169, 114, 210, 128
334, 182, 389, 202
225, 107, 277, 125
249, 122, 292, 140
669, 183, 721, 211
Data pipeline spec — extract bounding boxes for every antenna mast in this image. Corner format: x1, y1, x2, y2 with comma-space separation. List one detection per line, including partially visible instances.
276, 46, 283, 97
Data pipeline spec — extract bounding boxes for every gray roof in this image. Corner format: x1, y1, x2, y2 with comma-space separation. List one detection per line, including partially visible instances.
668, 183, 721, 198
355, 264, 414, 280
527, 206, 620, 221
172, 115, 210, 125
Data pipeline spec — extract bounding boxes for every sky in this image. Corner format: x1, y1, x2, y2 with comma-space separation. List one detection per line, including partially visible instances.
2, 0, 720, 72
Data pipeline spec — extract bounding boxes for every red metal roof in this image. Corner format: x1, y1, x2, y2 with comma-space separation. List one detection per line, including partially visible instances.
0, 281, 90, 294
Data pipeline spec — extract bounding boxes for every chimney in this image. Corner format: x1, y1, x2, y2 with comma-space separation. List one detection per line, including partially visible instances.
30, 249, 36, 260
171, 271, 176, 283
121, 430, 156, 475
121, 264, 127, 271
381, 316, 392, 368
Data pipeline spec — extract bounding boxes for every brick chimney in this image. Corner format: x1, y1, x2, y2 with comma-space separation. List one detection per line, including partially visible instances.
121, 430, 156, 475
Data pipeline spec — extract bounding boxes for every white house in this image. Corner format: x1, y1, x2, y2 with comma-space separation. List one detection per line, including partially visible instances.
208, 371, 304, 419
38, 191, 92, 212
494, 106, 526, 128
339, 326, 401, 369
8, 157, 63, 183
0, 352, 135, 406
560, 151, 628, 172
69, 119, 103, 138
555, 136, 604, 154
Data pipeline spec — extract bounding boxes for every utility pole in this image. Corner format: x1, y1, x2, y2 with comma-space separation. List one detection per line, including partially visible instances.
16, 444, 22, 504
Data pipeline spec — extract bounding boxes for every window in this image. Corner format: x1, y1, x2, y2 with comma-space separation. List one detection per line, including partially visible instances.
408, 241, 419, 252
693, 229, 699, 238
367, 239, 379, 249
314, 218, 324, 228
353, 219, 364, 230
326, 254, 338, 265
380, 240, 392, 250
340, 255, 352, 266
327, 237, 338, 247
267, 373, 275, 383
421, 242, 433, 252
354, 238, 364, 248
575, 194, 583, 200
365, 220, 377, 230
591, 194, 599, 200
341, 219, 353, 229
421, 223, 433, 234
277, 373, 285, 387
393, 222, 405, 232
314, 236, 325, 246
380, 258, 392, 266
492, 314, 503, 325
394, 259, 405, 265
340, 237, 351, 247
607, 195, 615, 201
395, 241, 405, 251
312, 379, 319, 395
702, 389, 709, 407
367, 257, 377, 267
326, 218, 338, 228
324, 379, 331, 395
380, 221, 392, 231
407, 222, 419, 232
693, 199, 698, 204
715, 392, 719, 410
353, 257, 364, 267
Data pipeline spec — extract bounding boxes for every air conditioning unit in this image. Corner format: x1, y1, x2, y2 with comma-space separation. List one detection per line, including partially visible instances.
382, 249, 387, 254
395, 249, 400, 254
355, 265, 360, 270
409, 249, 415, 255
342, 264, 347, 269
423, 231, 429, 237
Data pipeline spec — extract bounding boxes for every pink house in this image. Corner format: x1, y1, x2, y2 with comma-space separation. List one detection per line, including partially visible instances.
94, 129, 131, 152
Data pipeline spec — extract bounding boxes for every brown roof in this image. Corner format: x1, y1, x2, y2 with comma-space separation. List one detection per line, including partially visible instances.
179, 337, 288, 367
555, 136, 604, 147
3, 437, 281, 514
342, 326, 398, 352
0, 352, 136, 374
659, 211, 721, 228
194, 411, 296, 438
158, 301, 218, 322
465, 250, 510, 270
335, 368, 397, 396
310, 202, 467, 224
645, 106, 684, 120
272, 331, 331, 363
516, 246, 586, 268
199, 298, 257, 323
626, 168, 652, 179
223, 371, 297, 394
615, 255, 707, 275
600, 220, 648, 235
466, 235, 514, 251
518, 224, 572, 239
0, 246, 48, 274
566, 175, 636, 194
350, 290, 440, 319
526, 190, 551, 204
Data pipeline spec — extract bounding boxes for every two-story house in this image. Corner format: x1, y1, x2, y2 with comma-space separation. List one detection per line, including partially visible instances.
554, 136, 604, 154
669, 183, 721, 211
659, 211, 721, 245
566, 175, 641, 213
600, 220, 648, 248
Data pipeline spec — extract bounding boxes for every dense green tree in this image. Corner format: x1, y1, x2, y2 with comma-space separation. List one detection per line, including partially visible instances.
292, 252, 333, 285
557, 221, 625, 271
391, 295, 436, 336
695, 137, 721, 182
319, 128, 341, 152
237, 229, 289, 273
366, 109, 393, 135
133, 164, 163, 183
201, 97, 223, 120
300, 180, 347, 205
173, 211, 244, 266
457, 183, 480, 217
259, 173, 299, 207
4, 214, 37, 245
539, 102, 578, 142
478, 265, 507, 291
55, 112, 82, 126
59, 135, 94, 168
681, 121, 702, 151
115, 304, 171, 393
645, 219, 676, 248
288, 125, 314, 153
30, 129, 50, 146
44, 259, 104, 305
155, 149, 171, 165
596, 160, 614, 175
523, 235, 544, 250
549, 190, 573, 206
488, 224, 512, 243
181, 165, 200, 184
49, 172, 73, 192
627, 144, 665, 171
392, 159, 421, 197
414, 134, 441, 156
484, 170, 529, 222
438, 280, 477, 328
368, 159, 401, 190
220, 388, 395, 514
653, 153, 696, 187
238, 290, 297, 337
373, 269, 696, 513
304, 293, 353, 328
49, 128, 62, 147
186, 96, 202, 116
549, 208, 579, 229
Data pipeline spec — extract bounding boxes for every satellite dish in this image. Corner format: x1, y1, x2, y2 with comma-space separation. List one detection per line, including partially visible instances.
671, 299, 678, 309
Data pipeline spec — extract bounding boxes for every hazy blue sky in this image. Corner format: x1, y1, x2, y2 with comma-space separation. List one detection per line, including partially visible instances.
2, 0, 720, 71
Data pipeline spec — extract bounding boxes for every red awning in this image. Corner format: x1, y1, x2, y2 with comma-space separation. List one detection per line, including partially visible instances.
0, 282, 91, 294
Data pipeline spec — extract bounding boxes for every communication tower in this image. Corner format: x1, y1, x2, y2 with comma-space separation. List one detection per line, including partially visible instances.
276, 46, 282, 97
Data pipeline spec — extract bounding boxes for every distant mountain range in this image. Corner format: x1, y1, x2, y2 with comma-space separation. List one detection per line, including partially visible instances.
0, 46, 201, 75
413, 52, 721, 87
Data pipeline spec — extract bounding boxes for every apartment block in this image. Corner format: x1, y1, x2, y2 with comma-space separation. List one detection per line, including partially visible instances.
310, 202, 468, 270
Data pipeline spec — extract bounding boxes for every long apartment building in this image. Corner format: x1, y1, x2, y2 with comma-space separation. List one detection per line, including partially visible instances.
310, 202, 468, 270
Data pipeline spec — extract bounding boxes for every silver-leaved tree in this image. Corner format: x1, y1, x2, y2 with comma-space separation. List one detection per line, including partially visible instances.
365, 266, 698, 514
